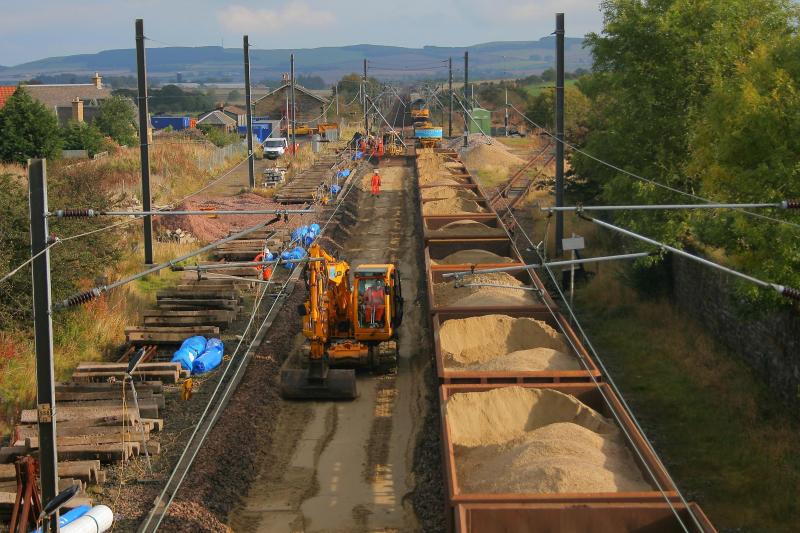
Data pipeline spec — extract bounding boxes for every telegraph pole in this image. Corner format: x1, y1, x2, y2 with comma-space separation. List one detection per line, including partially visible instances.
28, 159, 59, 532
243, 35, 255, 189
504, 87, 509, 136
555, 13, 565, 255
448, 57, 453, 138
334, 83, 339, 117
363, 59, 369, 136
135, 19, 153, 265
290, 53, 296, 156
463, 51, 469, 148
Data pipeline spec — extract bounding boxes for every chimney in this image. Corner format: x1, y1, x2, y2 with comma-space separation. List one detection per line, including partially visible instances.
92, 72, 103, 89
72, 97, 84, 123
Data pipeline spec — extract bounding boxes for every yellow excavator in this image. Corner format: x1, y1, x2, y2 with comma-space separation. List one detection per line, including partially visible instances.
280, 243, 403, 399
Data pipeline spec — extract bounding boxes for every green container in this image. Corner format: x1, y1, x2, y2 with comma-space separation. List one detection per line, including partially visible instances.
468, 107, 492, 134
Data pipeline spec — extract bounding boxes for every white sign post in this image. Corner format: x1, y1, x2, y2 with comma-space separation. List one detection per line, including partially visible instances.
562, 235, 585, 313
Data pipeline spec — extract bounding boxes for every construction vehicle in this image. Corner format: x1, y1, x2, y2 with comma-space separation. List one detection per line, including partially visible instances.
382, 131, 405, 156
280, 243, 403, 399
285, 124, 312, 136
414, 122, 443, 148
410, 98, 430, 124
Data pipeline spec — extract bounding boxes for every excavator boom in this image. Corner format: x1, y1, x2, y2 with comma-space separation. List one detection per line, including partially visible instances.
280, 244, 402, 400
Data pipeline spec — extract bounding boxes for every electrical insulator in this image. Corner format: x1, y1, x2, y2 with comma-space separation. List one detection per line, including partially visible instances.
56, 288, 102, 309
783, 286, 800, 301
54, 209, 96, 218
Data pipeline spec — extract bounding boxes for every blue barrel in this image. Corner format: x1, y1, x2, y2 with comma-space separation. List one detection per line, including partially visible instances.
192, 338, 224, 374
171, 336, 207, 371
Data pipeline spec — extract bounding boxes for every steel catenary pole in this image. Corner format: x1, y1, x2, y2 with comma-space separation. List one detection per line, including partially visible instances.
243, 35, 255, 189
28, 159, 60, 533
135, 19, 153, 264
555, 13, 566, 255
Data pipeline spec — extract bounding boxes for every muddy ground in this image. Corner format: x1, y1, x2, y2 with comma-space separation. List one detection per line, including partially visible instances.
228, 157, 443, 533
104, 155, 445, 532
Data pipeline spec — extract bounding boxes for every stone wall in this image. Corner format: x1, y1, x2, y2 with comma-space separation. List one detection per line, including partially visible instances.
671, 254, 800, 405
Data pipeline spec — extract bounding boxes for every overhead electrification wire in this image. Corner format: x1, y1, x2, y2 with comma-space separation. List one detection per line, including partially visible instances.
508, 103, 800, 231
0, 240, 61, 285
140, 157, 362, 532
485, 189, 702, 533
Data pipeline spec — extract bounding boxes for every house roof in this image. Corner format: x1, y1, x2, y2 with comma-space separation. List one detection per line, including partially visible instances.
255, 84, 330, 105
222, 105, 246, 116
0, 86, 16, 109
24, 83, 112, 111
197, 110, 237, 126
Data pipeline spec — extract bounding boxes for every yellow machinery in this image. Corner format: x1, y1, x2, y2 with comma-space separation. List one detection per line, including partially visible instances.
410, 98, 430, 124
280, 244, 403, 399
285, 124, 312, 136
383, 131, 405, 156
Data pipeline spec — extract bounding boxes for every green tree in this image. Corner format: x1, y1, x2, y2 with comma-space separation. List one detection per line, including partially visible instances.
61, 121, 105, 156
571, 0, 800, 305
227, 89, 242, 103
0, 170, 121, 330
525, 86, 591, 139
0, 87, 62, 163
95, 95, 137, 146
688, 38, 800, 303
540, 68, 556, 82
198, 125, 240, 147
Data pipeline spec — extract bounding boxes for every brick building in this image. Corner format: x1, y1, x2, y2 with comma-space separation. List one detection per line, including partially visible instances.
253, 84, 330, 126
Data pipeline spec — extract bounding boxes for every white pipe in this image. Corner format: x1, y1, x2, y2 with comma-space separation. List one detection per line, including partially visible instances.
61, 505, 114, 533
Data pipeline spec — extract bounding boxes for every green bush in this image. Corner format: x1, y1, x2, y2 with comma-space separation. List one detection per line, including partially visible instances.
0, 87, 62, 163
61, 121, 105, 156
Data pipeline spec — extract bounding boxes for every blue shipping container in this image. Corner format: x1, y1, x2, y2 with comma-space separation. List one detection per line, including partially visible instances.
238, 123, 273, 143
151, 116, 190, 130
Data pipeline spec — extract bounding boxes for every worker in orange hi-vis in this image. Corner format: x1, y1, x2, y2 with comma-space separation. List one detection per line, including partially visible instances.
377, 140, 384, 161
371, 169, 381, 198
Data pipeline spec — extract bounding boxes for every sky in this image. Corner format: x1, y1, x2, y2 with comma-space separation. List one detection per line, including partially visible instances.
0, 0, 604, 66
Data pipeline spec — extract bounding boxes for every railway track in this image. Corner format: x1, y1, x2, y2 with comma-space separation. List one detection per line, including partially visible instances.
0, 149, 363, 527
274, 153, 348, 204
416, 146, 717, 533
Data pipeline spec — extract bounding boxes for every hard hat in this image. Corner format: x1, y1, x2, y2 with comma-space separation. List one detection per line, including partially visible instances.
374, 169, 380, 174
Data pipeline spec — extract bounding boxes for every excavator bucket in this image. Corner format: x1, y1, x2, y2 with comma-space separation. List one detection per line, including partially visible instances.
280, 368, 358, 400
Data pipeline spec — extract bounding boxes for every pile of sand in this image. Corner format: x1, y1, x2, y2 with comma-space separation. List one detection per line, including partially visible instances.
428, 178, 462, 187
440, 314, 568, 366
432, 249, 514, 266
461, 348, 579, 372
462, 142, 525, 170
445, 387, 651, 494
421, 186, 477, 201
428, 220, 507, 238
417, 149, 472, 186
434, 272, 537, 307
423, 197, 486, 216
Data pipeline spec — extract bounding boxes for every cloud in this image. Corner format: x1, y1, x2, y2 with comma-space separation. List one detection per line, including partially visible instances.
217, 4, 336, 34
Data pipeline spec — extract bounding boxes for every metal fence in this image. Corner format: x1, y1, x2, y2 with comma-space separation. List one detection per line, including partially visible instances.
195, 141, 248, 170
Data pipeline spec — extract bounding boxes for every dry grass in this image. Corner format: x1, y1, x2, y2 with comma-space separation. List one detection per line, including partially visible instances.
0, 286, 138, 436
251, 187, 277, 199
0, 241, 202, 437
54, 142, 243, 205
0, 162, 25, 182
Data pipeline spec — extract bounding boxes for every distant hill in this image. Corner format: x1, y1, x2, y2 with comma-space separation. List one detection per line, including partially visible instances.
0, 37, 590, 84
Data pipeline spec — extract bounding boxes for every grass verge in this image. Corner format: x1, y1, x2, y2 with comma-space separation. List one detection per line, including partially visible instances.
575, 267, 800, 532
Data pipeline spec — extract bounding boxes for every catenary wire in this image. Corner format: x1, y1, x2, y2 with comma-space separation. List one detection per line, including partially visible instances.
507, 103, 800, 231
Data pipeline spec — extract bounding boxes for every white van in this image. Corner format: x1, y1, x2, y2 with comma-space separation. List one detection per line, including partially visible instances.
263, 137, 289, 159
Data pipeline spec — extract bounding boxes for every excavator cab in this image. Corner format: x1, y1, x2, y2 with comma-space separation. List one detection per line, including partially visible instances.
280, 245, 402, 400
